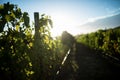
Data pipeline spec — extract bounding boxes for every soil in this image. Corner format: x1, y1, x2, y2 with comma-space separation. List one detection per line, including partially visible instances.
56, 42, 120, 80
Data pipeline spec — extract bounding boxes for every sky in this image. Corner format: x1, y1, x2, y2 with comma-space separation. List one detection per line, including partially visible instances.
1, 0, 120, 37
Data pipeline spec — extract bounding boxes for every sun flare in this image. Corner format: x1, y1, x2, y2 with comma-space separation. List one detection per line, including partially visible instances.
50, 12, 78, 37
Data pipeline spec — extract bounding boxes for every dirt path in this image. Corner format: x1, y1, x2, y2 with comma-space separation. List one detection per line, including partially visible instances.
56, 43, 120, 80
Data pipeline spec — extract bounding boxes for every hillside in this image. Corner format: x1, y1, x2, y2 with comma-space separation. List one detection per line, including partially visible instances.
78, 13, 120, 33
76, 26, 120, 59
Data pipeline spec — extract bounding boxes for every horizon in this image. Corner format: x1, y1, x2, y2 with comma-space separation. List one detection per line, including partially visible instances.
1, 0, 120, 37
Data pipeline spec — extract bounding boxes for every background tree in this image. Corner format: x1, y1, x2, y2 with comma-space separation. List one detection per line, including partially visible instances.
61, 31, 75, 49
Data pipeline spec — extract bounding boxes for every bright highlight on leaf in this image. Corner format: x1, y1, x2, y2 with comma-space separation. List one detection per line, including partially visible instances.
16, 25, 19, 31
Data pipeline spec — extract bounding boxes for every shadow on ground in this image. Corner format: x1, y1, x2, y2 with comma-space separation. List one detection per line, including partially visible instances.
56, 42, 120, 80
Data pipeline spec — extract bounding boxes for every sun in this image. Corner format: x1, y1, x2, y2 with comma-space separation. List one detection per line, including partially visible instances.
50, 12, 77, 37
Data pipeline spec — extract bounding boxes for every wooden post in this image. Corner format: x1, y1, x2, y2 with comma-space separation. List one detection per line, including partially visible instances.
34, 12, 39, 38
33, 12, 43, 79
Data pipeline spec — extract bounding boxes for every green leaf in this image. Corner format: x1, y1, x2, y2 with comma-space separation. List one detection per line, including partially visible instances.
23, 12, 30, 27
5, 15, 10, 21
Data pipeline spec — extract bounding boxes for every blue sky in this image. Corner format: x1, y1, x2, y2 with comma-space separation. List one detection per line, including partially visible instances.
1, 0, 120, 36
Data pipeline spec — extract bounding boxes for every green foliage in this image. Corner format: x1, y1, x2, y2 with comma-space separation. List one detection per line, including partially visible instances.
61, 31, 75, 49
0, 2, 65, 80
23, 12, 30, 27
76, 27, 120, 59
0, 2, 33, 80
31, 14, 56, 80
0, 29, 33, 80
0, 2, 23, 32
